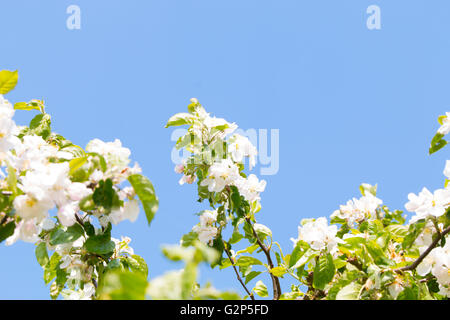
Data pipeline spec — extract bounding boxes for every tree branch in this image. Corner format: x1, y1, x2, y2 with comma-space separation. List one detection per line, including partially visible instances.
223, 244, 255, 300
245, 217, 282, 300
396, 225, 450, 273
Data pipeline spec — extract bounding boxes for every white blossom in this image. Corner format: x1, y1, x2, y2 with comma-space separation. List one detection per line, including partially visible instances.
405, 187, 450, 223
109, 199, 140, 225
235, 174, 266, 203
228, 134, 257, 170
437, 112, 450, 135
291, 217, 342, 254
192, 210, 218, 245
331, 194, 383, 226
200, 159, 240, 193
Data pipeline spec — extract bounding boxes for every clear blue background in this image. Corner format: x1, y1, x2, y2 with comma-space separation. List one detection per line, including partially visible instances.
1, 0, 449, 299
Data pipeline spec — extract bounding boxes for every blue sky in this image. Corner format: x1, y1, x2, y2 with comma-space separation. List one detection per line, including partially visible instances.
1, 0, 450, 299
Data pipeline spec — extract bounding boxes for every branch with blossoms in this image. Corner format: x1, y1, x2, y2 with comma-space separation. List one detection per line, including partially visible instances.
0, 70, 158, 299
167, 99, 282, 299
167, 100, 450, 300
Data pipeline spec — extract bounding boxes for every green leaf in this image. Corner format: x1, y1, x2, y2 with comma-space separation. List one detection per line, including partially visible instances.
28, 113, 51, 139
165, 113, 194, 128
49, 224, 84, 245
313, 253, 336, 290
35, 242, 49, 267
363, 239, 392, 266
385, 224, 408, 238
128, 174, 159, 225
84, 233, 115, 255
359, 183, 377, 196
429, 133, 447, 155
127, 255, 149, 277
403, 220, 426, 249
336, 282, 362, 300
235, 256, 263, 267
0, 221, 15, 243
6, 162, 18, 195
253, 280, 268, 298
397, 286, 418, 300
270, 266, 287, 277
43, 252, 61, 285
245, 271, 262, 284
181, 261, 198, 299
162, 245, 195, 262
14, 99, 44, 112
93, 179, 116, 210
229, 226, 244, 245
99, 270, 148, 300
69, 157, 88, 175
0, 70, 18, 94
290, 249, 317, 270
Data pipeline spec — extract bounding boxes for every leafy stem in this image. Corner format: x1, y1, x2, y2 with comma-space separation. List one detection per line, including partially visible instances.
395, 225, 450, 273
223, 242, 255, 300
245, 217, 282, 300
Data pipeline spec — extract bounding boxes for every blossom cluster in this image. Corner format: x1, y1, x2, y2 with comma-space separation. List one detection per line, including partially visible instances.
291, 217, 342, 255
168, 99, 266, 246
4, 133, 141, 245
330, 193, 383, 227
0, 71, 157, 300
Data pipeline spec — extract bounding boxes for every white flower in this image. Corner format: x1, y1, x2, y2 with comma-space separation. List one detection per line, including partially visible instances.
57, 202, 79, 227
13, 194, 53, 222
67, 182, 92, 201
416, 238, 450, 292
204, 116, 237, 135
193, 226, 218, 245
5, 220, 41, 245
62, 282, 96, 300
97, 214, 110, 228
437, 112, 450, 135
109, 199, 140, 225
415, 221, 440, 248
198, 210, 218, 226
405, 187, 450, 223
86, 138, 132, 182
40, 217, 56, 231
117, 186, 135, 200
112, 236, 135, 256
89, 169, 104, 183
179, 174, 196, 185
192, 210, 218, 245
228, 134, 258, 169
86, 139, 131, 165
235, 174, 266, 203
388, 277, 404, 300
174, 163, 185, 174
0, 95, 18, 155
291, 217, 342, 254
200, 159, 240, 193
444, 160, 450, 179
416, 247, 437, 277
331, 194, 382, 226
60, 255, 73, 269
11, 135, 58, 172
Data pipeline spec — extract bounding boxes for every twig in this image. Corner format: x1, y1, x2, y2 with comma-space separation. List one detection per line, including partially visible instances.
75, 213, 85, 227
396, 225, 450, 273
0, 214, 8, 226
223, 244, 255, 300
245, 217, 282, 300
